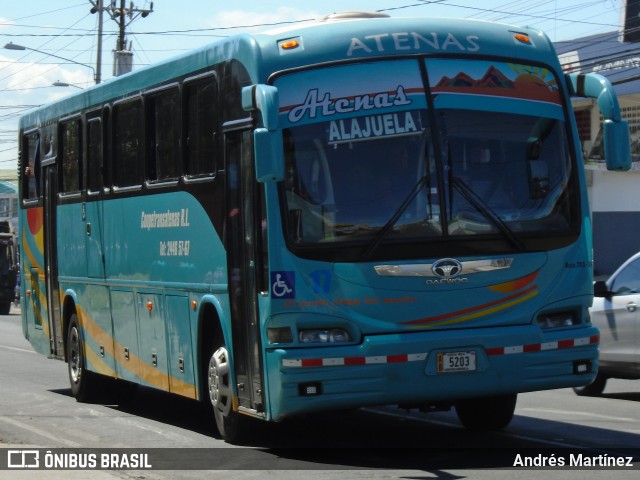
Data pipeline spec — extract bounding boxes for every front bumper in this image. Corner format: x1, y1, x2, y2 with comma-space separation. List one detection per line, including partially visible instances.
264, 324, 599, 421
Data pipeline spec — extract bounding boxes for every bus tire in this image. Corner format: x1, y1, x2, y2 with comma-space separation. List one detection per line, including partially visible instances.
455, 393, 517, 431
0, 302, 10, 315
207, 344, 247, 444
67, 313, 100, 402
572, 373, 607, 396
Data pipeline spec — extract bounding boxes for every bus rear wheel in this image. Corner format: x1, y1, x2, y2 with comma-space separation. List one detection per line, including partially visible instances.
207, 345, 246, 443
67, 314, 99, 402
454, 393, 517, 431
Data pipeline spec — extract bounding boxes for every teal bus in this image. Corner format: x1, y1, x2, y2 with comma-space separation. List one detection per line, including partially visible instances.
18, 12, 630, 442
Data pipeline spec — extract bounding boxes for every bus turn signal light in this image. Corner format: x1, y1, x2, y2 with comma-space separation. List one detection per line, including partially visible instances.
514, 33, 531, 44
279, 39, 300, 50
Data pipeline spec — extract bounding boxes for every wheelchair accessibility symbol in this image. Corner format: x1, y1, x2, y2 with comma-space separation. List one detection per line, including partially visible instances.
271, 271, 295, 299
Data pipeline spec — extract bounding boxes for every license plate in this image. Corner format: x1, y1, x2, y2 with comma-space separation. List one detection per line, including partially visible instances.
437, 351, 476, 373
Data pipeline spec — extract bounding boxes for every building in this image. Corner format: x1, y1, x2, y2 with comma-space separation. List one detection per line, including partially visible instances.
556, 0, 640, 275
0, 179, 17, 232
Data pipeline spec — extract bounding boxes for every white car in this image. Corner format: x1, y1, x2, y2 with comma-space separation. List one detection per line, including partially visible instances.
574, 253, 640, 395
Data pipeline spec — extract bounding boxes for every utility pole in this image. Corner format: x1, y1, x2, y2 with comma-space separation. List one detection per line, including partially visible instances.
96, 0, 103, 84
89, 0, 154, 78
114, 0, 133, 76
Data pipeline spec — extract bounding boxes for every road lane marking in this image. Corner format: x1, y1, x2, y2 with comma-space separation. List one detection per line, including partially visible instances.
0, 344, 37, 354
0, 416, 81, 447
518, 407, 635, 423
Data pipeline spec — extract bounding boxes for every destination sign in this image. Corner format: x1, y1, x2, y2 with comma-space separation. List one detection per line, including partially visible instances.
328, 111, 423, 144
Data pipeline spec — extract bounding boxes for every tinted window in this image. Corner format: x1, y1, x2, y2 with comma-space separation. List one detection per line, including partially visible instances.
113, 99, 144, 187
22, 132, 40, 200
611, 258, 640, 295
87, 118, 103, 193
147, 88, 180, 181
60, 120, 81, 193
184, 76, 217, 176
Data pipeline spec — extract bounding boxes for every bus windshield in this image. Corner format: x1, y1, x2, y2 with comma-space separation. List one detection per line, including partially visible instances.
278, 59, 577, 258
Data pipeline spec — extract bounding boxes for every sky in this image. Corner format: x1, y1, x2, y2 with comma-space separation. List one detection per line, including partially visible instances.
0, 0, 626, 176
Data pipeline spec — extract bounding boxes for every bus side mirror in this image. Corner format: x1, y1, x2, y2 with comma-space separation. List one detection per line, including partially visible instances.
566, 72, 631, 171
603, 119, 631, 171
254, 128, 284, 183
242, 84, 279, 131
243, 84, 285, 183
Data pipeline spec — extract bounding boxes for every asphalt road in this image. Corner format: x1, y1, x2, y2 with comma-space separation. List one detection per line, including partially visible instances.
0, 308, 638, 479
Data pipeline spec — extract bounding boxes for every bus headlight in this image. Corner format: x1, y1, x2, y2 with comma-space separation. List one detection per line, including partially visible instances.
536, 310, 578, 329
299, 328, 351, 343
267, 327, 293, 343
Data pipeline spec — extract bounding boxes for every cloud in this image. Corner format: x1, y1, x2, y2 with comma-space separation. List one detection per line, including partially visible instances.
0, 17, 14, 30
0, 54, 91, 168
208, 7, 320, 33
1, 55, 91, 93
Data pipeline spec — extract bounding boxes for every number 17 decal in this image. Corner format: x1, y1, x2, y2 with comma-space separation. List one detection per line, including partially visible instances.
310, 270, 331, 293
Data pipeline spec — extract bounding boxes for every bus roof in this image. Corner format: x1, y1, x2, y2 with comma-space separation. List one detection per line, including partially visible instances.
19, 14, 559, 129
255, 15, 556, 65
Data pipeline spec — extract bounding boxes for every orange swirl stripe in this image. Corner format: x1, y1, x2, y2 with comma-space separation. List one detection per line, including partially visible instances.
402, 271, 539, 328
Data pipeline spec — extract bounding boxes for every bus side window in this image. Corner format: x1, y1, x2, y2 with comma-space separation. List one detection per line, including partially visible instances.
21, 132, 40, 201
146, 87, 181, 182
60, 119, 82, 194
87, 116, 103, 193
113, 98, 144, 187
184, 75, 218, 177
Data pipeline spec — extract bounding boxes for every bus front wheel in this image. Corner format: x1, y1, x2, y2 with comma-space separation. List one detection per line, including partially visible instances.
573, 373, 607, 396
67, 314, 99, 402
207, 345, 246, 443
454, 393, 517, 431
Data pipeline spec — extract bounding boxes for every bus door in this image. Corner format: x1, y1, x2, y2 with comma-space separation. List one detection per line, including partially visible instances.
224, 125, 265, 415
85, 116, 106, 279
42, 163, 64, 358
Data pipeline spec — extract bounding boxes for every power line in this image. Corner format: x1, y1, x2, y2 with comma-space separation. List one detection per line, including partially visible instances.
0, 1, 624, 40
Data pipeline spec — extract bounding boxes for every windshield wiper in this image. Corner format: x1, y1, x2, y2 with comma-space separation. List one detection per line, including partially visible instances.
451, 176, 525, 251
362, 175, 428, 259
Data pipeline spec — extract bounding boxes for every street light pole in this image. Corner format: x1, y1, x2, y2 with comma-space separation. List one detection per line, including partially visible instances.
3, 42, 97, 84
52, 81, 83, 89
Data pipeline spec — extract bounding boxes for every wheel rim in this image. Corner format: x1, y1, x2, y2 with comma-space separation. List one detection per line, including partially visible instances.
68, 325, 83, 385
208, 347, 232, 416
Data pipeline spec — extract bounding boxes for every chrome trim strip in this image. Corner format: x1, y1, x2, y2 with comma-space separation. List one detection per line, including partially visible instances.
374, 258, 513, 277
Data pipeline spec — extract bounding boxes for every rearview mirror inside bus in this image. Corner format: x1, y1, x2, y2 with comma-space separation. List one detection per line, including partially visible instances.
254, 128, 285, 183
603, 119, 632, 171
527, 160, 550, 199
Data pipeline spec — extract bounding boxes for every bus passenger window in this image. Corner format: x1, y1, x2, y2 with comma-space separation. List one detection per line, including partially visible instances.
60, 120, 81, 193
113, 99, 144, 187
147, 88, 180, 181
87, 118, 103, 193
184, 77, 218, 177
22, 132, 40, 201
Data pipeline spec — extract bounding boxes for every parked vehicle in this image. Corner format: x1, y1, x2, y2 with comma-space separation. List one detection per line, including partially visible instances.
574, 252, 640, 395
0, 221, 17, 315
